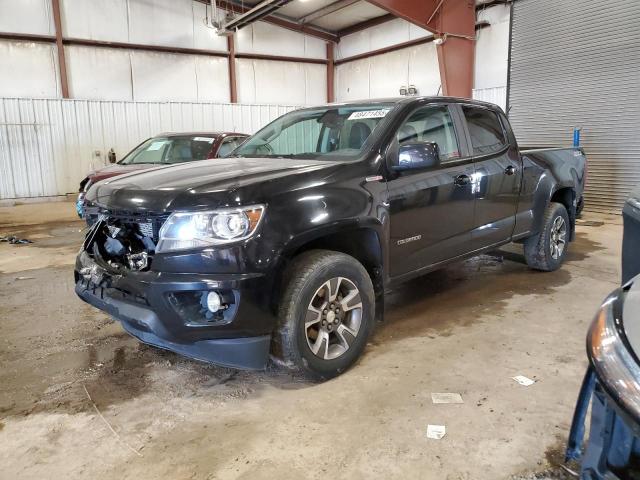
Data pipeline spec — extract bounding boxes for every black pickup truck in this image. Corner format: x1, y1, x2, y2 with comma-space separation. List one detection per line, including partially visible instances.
76, 97, 586, 379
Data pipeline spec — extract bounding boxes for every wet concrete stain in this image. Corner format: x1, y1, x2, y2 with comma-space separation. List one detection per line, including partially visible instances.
0, 220, 84, 249
376, 232, 605, 343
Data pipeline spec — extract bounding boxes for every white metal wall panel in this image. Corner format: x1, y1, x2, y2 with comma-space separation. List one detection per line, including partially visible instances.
194, 56, 231, 103
475, 4, 510, 90
0, 98, 301, 199
60, 0, 228, 51
128, 0, 193, 48
61, 0, 129, 42
335, 18, 430, 60
335, 58, 369, 102
236, 59, 326, 105
335, 43, 440, 101
0, 41, 61, 98
130, 51, 198, 102
407, 43, 442, 97
234, 21, 326, 59
473, 86, 507, 112
66, 46, 133, 100
0, 0, 54, 35
509, 0, 640, 213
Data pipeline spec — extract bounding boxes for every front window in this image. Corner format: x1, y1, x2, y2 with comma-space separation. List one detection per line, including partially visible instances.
119, 135, 216, 165
231, 103, 397, 160
397, 106, 461, 162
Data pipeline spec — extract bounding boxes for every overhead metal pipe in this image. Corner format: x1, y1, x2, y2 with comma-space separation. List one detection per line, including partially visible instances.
221, 0, 294, 32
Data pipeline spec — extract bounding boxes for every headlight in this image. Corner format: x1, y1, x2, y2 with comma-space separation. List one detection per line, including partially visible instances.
156, 205, 265, 253
588, 286, 640, 424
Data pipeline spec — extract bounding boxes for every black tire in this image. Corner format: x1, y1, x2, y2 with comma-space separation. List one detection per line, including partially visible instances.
272, 249, 375, 380
523, 202, 570, 272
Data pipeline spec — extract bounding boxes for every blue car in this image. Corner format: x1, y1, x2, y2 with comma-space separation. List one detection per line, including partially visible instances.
567, 186, 640, 478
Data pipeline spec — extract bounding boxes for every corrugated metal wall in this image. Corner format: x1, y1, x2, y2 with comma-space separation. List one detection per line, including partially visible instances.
0, 98, 300, 199
508, 0, 640, 213
473, 86, 507, 112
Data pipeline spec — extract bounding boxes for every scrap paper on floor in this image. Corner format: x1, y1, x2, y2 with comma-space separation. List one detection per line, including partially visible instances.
512, 375, 535, 386
431, 393, 464, 404
426, 424, 446, 440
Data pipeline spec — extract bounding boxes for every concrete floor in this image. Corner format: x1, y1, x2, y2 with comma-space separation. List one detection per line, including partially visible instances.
0, 200, 622, 480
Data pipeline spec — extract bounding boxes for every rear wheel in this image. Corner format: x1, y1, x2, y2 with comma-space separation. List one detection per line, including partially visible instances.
273, 250, 375, 380
524, 202, 570, 271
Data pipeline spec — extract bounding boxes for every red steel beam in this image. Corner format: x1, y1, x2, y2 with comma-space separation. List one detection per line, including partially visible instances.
365, 0, 476, 98
51, 0, 69, 98
326, 42, 335, 102
227, 36, 238, 103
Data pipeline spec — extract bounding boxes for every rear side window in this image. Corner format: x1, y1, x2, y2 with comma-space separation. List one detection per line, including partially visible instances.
462, 106, 507, 156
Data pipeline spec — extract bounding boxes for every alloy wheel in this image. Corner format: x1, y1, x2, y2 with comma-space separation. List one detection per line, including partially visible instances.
305, 277, 363, 360
550, 215, 567, 259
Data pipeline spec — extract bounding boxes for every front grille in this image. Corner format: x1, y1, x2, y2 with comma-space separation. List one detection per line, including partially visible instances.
85, 205, 168, 242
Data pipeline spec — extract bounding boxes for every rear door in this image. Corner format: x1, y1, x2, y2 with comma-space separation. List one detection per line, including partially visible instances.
387, 104, 476, 278
458, 105, 522, 249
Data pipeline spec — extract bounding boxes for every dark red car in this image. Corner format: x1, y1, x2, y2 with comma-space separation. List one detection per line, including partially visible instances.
77, 132, 248, 216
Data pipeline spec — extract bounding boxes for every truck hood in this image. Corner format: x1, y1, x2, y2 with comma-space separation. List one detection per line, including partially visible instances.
87, 157, 342, 212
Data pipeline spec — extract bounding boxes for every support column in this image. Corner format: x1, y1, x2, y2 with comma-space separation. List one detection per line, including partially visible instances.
365, 0, 476, 98
434, 0, 475, 97
227, 35, 238, 103
51, 0, 69, 98
326, 42, 335, 103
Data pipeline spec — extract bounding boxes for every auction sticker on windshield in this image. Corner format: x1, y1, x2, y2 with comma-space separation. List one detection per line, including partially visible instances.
348, 109, 391, 120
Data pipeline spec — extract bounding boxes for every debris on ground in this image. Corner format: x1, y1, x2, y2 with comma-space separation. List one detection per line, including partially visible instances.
431, 393, 464, 404
513, 375, 536, 386
426, 424, 446, 440
0, 235, 34, 244
14, 276, 35, 281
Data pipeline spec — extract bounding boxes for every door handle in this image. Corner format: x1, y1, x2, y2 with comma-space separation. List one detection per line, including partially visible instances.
454, 174, 471, 187
504, 165, 516, 176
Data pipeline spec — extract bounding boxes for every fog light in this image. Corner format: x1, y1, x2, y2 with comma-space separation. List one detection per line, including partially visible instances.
206, 291, 222, 313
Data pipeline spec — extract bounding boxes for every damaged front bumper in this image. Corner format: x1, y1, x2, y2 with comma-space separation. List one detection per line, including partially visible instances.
74, 251, 272, 370
566, 283, 640, 478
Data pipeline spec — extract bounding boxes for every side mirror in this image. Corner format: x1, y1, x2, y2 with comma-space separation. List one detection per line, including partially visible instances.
107, 148, 117, 164
393, 142, 440, 171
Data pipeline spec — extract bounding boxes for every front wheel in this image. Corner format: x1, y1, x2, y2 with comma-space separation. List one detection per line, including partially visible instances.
524, 202, 570, 271
273, 250, 375, 380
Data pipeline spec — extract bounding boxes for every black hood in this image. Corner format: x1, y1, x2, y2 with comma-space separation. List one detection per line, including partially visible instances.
86, 157, 343, 212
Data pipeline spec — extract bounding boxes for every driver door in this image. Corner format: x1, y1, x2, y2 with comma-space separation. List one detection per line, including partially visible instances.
386, 104, 476, 278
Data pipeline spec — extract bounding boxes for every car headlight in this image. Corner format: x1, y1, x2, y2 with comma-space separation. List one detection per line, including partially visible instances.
588, 285, 640, 424
156, 205, 265, 253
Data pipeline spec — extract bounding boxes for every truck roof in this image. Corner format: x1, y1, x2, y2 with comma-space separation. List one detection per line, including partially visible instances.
156, 131, 248, 138
315, 96, 501, 111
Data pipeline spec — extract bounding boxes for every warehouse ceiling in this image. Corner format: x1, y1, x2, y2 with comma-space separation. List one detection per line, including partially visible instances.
204, 0, 507, 40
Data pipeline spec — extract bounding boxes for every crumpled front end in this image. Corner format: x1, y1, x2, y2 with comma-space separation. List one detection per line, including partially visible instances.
567, 281, 640, 478
74, 206, 274, 370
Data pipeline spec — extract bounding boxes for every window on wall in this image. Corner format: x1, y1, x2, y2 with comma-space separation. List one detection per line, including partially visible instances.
397, 106, 461, 162
462, 106, 507, 156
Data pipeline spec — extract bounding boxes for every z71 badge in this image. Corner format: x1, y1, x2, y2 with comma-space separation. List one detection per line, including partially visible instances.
397, 235, 421, 245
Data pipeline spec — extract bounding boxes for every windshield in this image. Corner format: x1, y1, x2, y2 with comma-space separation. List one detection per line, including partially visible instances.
119, 135, 217, 165
231, 103, 396, 160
